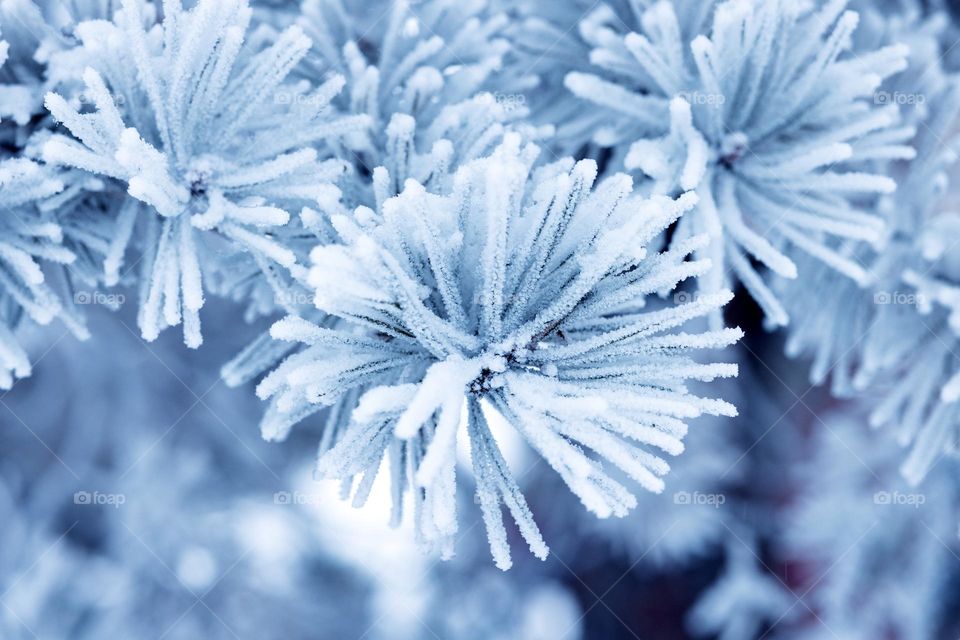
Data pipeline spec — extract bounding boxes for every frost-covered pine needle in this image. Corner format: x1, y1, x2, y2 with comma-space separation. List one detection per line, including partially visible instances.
255, 134, 741, 568
0, 158, 87, 388
41, 0, 366, 346
564, 0, 915, 327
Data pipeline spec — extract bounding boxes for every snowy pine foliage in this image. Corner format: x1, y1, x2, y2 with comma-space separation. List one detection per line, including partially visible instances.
0, 3, 46, 145
866, 214, 960, 485
0, 23, 37, 142
252, 135, 741, 567
781, 2, 960, 486
0, 1, 123, 150
41, 0, 365, 347
779, 33, 950, 392
564, 0, 915, 326
221, 0, 544, 371
5, 0, 960, 632
0, 158, 90, 388
571, 369, 746, 566
294, 0, 538, 206
687, 537, 797, 640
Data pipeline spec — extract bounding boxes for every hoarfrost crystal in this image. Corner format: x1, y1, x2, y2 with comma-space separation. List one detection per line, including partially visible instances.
256, 135, 741, 568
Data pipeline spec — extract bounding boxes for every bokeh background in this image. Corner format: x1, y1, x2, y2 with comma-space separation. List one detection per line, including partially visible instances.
1, 256, 957, 640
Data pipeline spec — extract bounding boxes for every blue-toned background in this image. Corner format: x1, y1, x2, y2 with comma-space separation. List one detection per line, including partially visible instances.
2, 284, 957, 639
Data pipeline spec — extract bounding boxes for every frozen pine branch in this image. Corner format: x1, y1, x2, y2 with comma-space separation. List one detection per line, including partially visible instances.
780, 20, 960, 485
0, 158, 90, 388
564, 0, 915, 327
0, 0, 958, 629
255, 134, 741, 568
222, 0, 548, 382
295, 0, 543, 207
41, 0, 366, 347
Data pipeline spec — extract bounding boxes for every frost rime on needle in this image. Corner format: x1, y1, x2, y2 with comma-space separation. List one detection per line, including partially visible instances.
41, 0, 368, 347
223, 0, 548, 387
296, 0, 535, 207
564, 0, 915, 327
0, 159, 87, 388
254, 135, 741, 568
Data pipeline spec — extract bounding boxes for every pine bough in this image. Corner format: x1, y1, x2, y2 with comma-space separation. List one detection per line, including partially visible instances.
254, 135, 741, 567
564, 0, 915, 326
42, 0, 364, 346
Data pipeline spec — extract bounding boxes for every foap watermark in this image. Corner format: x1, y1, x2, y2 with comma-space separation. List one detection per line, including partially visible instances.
273, 491, 322, 506
874, 490, 926, 508
273, 90, 333, 111
873, 291, 925, 306
74, 291, 125, 306
677, 91, 725, 106
674, 491, 726, 508
480, 92, 527, 113
875, 91, 925, 106
74, 490, 126, 508
75, 91, 126, 108
275, 291, 315, 307
674, 290, 711, 305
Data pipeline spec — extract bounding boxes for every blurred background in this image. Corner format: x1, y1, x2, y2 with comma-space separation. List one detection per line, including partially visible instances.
1, 282, 957, 640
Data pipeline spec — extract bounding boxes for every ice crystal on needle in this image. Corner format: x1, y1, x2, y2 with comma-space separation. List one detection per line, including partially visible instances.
0, 21, 37, 141
779, 3, 960, 486
295, 0, 534, 205
41, 0, 367, 347
779, 6, 960, 392
0, 159, 85, 388
222, 0, 546, 394
256, 134, 741, 568
565, 0, 914, 326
